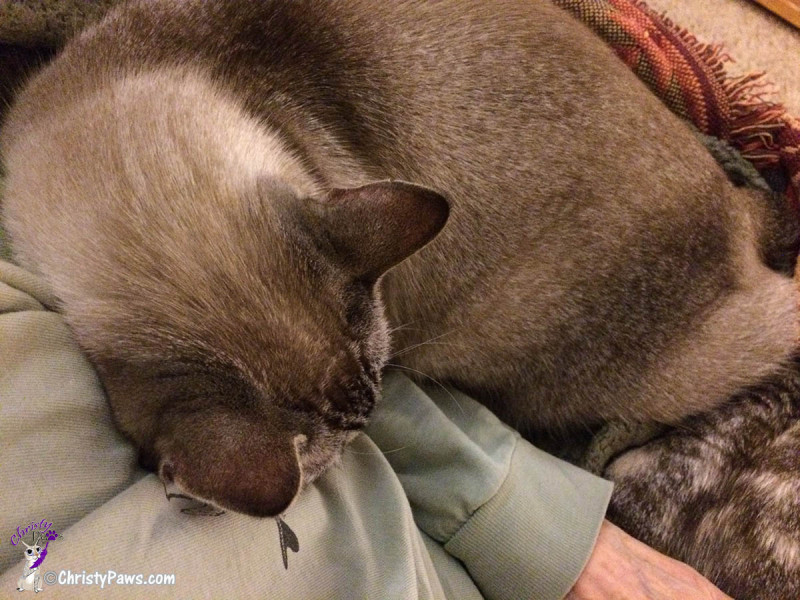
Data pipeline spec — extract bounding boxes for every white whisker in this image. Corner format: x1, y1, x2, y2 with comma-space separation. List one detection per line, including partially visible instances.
344, 445, 409, 456
389, 329, 458, 359
387, 321, 421, 335
385, 362, 465, 416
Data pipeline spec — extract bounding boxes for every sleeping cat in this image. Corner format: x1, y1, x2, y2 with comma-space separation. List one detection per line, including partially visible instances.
1, 0, 798, 589
607, 355, 800, 599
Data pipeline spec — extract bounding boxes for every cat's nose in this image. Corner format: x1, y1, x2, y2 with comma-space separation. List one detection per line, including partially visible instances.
154, 405, 305, 517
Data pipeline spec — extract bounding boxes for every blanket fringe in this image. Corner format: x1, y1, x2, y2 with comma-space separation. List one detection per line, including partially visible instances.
640, 2, 788, 164
552, 0, 800, 211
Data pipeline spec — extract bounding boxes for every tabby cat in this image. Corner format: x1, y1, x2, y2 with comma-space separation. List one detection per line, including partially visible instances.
608, 356, 800, 599
1, 0, 798, 596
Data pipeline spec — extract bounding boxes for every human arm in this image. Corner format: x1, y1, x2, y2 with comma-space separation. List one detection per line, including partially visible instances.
567, 520, 732, 600
367, 372, 732, 600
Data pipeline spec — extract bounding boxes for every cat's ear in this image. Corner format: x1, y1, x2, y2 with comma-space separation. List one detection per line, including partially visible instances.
157, 407, 303, 517
292, 181, 450, 281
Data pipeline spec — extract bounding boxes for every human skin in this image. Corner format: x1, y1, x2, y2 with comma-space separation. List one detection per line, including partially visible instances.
568, 520, 732, 600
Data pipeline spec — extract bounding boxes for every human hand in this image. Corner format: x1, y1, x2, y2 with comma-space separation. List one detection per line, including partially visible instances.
566, 520, 732, 600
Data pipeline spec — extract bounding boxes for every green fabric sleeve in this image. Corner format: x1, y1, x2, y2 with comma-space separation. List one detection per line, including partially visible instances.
1, 258, 609, 599
366, 372, 614, 600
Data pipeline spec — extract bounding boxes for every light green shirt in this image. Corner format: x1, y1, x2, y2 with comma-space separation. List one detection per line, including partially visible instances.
0, 258, 612, 599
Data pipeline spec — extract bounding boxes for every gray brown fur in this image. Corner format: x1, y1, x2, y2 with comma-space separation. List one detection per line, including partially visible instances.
607, 356, 800, 599
0, 0, 798, 586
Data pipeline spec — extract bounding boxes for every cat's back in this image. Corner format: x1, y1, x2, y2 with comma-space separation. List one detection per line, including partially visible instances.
2, 0, 797, 433
2, 0, 736, 316
2, 0, 698, 176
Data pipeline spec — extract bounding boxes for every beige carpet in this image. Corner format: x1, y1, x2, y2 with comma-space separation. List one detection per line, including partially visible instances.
646, 0, 800, 114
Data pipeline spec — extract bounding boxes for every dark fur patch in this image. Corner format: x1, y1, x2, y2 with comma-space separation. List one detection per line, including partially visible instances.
607, 357, 800, 599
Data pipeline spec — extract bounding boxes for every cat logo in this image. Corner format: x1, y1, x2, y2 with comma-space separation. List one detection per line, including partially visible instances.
11, 522, 59, 593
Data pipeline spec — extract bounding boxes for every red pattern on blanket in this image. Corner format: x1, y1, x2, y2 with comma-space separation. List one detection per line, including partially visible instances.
552, 0, 800, 212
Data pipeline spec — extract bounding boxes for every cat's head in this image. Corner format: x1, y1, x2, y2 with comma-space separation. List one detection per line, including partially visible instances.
85, 180, 449, 517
